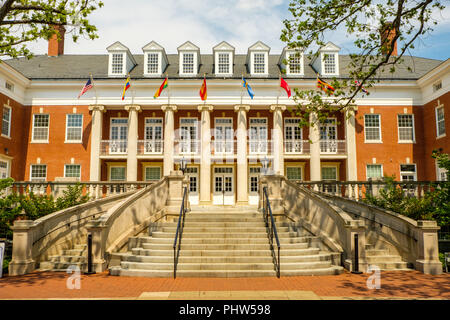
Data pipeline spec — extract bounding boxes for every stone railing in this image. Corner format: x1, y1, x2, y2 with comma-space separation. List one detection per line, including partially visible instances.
297, 180, 446, 201
8, 181, 155, 199
8, 190, 135, 275
248, 140, 273, 155
320, 140, 346, 154
100, 140, 128, 155
137, 139, 164, 155
284, 140, 310, 154
261, 175, 442, 275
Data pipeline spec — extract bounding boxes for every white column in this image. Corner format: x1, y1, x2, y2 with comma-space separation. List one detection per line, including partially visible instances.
345, 109, 358, 181
309, 112, 321, 181
270, 105, 286, 175
125, 105, 141, 181
198, 105, 213, 204
162, 105, 177, 176
88, 105, 105, 181
234, 105, 250, 204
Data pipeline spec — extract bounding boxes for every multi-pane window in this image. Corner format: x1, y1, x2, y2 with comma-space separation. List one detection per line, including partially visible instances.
66, 114, 83, 142
286, 167, 302, 180
30, 164, 47, 181
400, 164, 416, 181
437, 166, 448, 181
253, 53, 265, 74
322, 167, 337, 180
398, 114, 414, 142
288, 53, 302, 74
366, 164, 383, 180
5, 81, 14, 92
32, 114, 50, 141
145, 167, 161, 181
2, 106, 11, 137
217, 53, 230, 74
323, 54, 336, 74
110, 167, 126, 181
111, 53, 124, 74
147, 53, 159, 74
182, 53, 194, 74
65, 164, 81, 178
364, 114, 381, 141
436, 107, 445, 137
0, 161, 8, 179
433, 81, 442, 92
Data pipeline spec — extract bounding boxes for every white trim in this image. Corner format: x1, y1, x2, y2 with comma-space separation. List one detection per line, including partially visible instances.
0, 157, 11, 179
286, 51, 304, 76
251, 52, 268, 75
65, 114, 83, 143
366, 164, 383, 180
364, 114, 382, 143
1, 104, 12, 138
108, 52, 126, 77
435, 105, 446, 138
400, 163, 417, 181
179, 52, 198, 76
397, 113, 415, 143
215, 51, 233, 76
30, 164, 47, 181
143, 51, 162, 77
31, 113, 50, 143
64, 164, 81, 178
110, 117, 128, 140
321, 52, 339, 76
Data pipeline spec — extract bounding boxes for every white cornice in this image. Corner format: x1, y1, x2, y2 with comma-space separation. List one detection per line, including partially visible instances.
0, 62, 30, 87
417, 59, 450, 87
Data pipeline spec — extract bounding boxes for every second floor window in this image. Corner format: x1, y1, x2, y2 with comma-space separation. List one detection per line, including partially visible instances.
182, 53, 194, 74
147, 53, 159, 74
398, 114, 414, 142
364, 114, 381, 141
32, 114, 49, 142
2, 106, 11, 137
30, 164, 47, 181
253, 53, 265, 74
436, 106, 445, 137
111, 53, 124, 74
66, 114, 83, 142
367, 164, 383, 180
65, 164, 81, 178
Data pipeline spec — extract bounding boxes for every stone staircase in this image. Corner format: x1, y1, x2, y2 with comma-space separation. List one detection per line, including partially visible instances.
40, 244, 87, 272
109, 206, 344, 277
364, 244, 411, 270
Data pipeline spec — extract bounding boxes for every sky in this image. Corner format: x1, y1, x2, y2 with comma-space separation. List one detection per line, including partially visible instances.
26, 0, 450, 60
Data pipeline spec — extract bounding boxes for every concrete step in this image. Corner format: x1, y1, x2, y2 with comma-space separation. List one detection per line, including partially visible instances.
110, 266, 343, 277
122, 253, 332, 264
366, 249, 390, 256
40, 261, 86, 271
151, 231, 296, 238
62, 249, 86, 256
49, 255, 86, 263
184, 217, 264, 222
142, 242, 309, 250
145, 237, 312, 245
372, 262, 410, 270
159, 226, 287, 233
74, 244, 87, 250
186, 213, 262, 218
366, 255, 405, 263
131, 247, 320, 257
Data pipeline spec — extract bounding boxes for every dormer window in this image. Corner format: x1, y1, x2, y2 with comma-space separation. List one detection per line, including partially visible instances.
111, 53, 124, 74
253, 53, 266, 74
247, 41, 270, 76
323, 53, 336, 74
213, 41, 235, 77
147, 53, 159, 74
183, 53, 194, 74
311, 42, 340, 77
218, 53, 230, 74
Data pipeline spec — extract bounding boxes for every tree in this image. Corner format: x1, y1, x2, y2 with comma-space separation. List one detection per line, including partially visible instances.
281, 0, 446, 127
0, 0, 104, 59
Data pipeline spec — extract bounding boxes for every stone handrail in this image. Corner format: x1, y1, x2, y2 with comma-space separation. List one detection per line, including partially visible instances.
8, 190, 136, 275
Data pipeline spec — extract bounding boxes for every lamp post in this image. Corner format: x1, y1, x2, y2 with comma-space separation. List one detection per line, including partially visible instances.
180, 157, 187, 175
261, 156, 269, 175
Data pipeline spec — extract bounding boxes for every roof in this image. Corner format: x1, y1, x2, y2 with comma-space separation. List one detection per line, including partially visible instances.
2, 53, 443, 81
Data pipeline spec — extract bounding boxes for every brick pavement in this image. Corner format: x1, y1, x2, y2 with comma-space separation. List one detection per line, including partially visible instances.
0, 270, 448, 300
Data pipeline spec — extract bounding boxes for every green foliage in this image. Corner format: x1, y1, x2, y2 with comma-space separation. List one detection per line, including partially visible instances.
364, 151, 450, 227
0, 0, 104, 59
281, 0, 446, 127
0, 179, 90, 239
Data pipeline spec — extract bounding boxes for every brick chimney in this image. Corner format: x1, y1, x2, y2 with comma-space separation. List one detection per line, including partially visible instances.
48, 25, 66, 57
380, 22, 398, 56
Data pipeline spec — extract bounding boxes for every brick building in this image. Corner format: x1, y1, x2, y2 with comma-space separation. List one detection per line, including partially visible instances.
0, 35, 448, 206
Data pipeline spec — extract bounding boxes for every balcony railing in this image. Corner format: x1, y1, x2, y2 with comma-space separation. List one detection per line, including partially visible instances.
248, 140, 272, 155
137, 140, 163, 154
101, 140, 127, 155
174, 139, 201, 155
320, 140, 346, 154
284, 140, 311, 154
212, 140, 236, 155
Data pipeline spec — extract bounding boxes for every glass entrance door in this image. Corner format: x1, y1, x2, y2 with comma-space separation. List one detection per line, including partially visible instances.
320, 118, 337, 153
110, 118, 128, 153
248, 167, 261, 205
213, 167, 234, 205
186, 166, 199, 205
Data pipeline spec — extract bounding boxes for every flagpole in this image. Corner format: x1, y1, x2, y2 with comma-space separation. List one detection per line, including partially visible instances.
167, 73, 171, 106
90, 73, 98, 105
240, 73, 244, 107
276, 73, 281, 107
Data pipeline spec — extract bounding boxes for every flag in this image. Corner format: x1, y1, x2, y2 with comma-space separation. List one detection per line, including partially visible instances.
154, 78, 168, 99
280, 77, 291, 98
77, 78, 93, 99
122, 76, 131, 100
199, 77, 207, 101
242, 77, 254, 99
354, 80, 369, 94
317, 75, 335, 95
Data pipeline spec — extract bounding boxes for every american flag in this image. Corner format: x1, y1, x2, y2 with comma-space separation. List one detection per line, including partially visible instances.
354, 80, 369, 94
78, 78, 93, 98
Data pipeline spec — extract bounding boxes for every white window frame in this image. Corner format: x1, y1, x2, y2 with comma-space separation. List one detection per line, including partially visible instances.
364, 114, 382, 143
366, 164, 383, 180
251, 52, 268, 75
179, 52, 197, 76
109, 166, 126, 181
436, 160, 448, 181
179, 117, 199, 154
433, 81, 442, 92
144, 52, 161, 76
0, 158, 11, 179
5, 81, 14, 92
397, 114, 415, 143
435, 106, 446, 138
31, 114, 50, 143
143, 165, 162, 181
2, 105, 11, 138
30, 164, 47, 181
400, 164, 417, 181
215, 51, 232, 76
286, 51, 304, 76
65, 114, 83, 143
64, 164, 81, 179
321, 52, 339, 76
144, 117, 163, 154
249, 117, 268, 154
109, 52, 125, 76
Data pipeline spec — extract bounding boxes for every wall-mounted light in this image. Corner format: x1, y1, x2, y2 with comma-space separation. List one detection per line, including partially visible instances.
4, 148, 8, 155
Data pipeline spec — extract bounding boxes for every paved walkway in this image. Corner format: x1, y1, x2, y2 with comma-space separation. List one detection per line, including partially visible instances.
0, 270, 449, 300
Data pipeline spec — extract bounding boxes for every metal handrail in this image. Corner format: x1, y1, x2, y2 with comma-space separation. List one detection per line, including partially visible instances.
173, 187, 188, 278
262, 186, 281, 278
